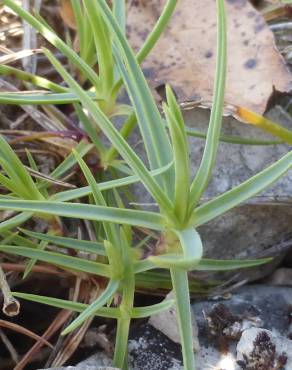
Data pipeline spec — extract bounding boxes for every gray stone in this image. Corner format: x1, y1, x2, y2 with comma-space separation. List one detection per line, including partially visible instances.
184, 106, 292, 199
74, 285, 292, 370
77, 352, 114, 368
236, 328, 292, 369
194, 285, 292, 369
265, 267, 292, 286
133, 106, 292, 281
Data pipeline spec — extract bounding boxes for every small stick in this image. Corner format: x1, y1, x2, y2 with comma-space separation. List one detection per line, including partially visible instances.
0, 267, 20, 317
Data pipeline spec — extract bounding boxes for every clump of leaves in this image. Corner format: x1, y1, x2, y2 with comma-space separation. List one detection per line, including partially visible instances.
0, 1, 291, 369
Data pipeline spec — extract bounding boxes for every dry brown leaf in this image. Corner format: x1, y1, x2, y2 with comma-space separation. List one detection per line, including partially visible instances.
127, 0, 292, 114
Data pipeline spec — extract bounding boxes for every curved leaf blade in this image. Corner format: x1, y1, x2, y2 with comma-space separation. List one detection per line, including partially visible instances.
19, 229, 105, 255
12, 292, 120, 319
0, 245, 110, 277
191, 150, 292, 227
0, 200, 166, 230
189, 0, 227, 212
62, 279, 119, 335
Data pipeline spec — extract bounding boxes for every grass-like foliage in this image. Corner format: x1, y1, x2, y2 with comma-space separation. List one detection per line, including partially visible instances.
0, 1, 291, 369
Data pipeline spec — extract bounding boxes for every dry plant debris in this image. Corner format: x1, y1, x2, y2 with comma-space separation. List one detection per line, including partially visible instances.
127, 0, 292, 114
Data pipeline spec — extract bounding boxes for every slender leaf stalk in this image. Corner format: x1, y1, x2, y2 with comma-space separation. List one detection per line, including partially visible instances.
113, 230, 135, 369
171, 269, 195, 370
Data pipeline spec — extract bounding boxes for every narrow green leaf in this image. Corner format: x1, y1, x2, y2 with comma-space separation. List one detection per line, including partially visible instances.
0, 212, 32, 233
0, 231, 19, 245
50, 141, 94, 180
184, 125, 282, 145
52, 161, 173, 202
12, 292, 120, 319
0, 200, 166, 230
12, 292, 175, 320
189, 0, 227, 212
112, 0, 126, 35
134, 259, 156, 274
0, 91, 101, 105
0, 65, 67, 92
131, 299, 175, 318
83, 1, 114, 95
20, 229, 105, 255
0, 135, 43, 200
136, 0, 177, 64
0, 157, 31, 198
0, 172, 21, 195
112, 0, 177, 90
191, 150, 292, 227
164, 86, 190, 222
113, 49, 175, 197
194, 258, 272, 271
135, 271, 215, 293
42, 48, 174, 215
94, 0, 174, 197
74, 150, 119, 246
70, 0, 95, 67
1, 230, 38, 249
70, 0, 84, 41
62, 279, 119, 335
0, 245, 110, 277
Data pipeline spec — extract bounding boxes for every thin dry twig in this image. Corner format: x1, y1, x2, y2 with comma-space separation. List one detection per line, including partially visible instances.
14, 277, 82, 370
51, 280, 101, 367
22, 0, 42, 73
13, 309, 73, 370
0, 320, 53, 349
0, 48, 41, 65
0, 79, 66, 131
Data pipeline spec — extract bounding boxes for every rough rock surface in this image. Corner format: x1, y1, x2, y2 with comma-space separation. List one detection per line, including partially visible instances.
73, 285, 292, 370
236, 328, 292, 369
194, 285, 292, 369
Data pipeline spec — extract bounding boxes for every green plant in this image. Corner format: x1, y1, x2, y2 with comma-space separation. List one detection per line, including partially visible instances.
0, 1, 291, 369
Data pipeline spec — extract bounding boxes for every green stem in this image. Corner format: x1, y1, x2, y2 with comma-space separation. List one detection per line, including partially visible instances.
170, 269, 195, 370
136, 0, 177, 64
83, 0, 115, 98
113, 230, 135, 370
114, 317, 131, 369
0, 65, 67, 93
